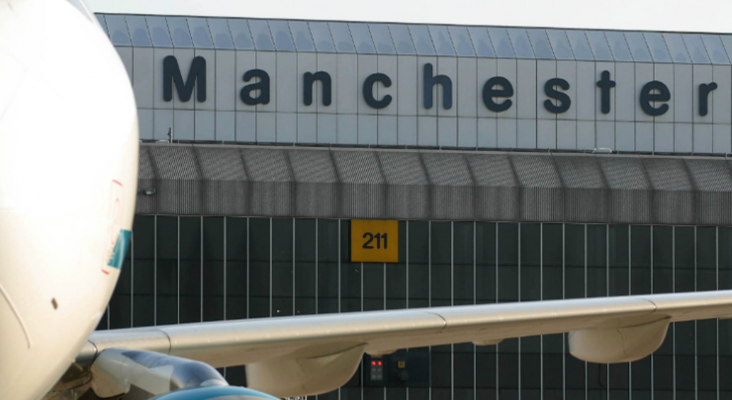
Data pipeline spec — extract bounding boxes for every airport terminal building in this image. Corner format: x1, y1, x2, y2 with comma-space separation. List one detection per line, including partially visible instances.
95, 13, 732, 399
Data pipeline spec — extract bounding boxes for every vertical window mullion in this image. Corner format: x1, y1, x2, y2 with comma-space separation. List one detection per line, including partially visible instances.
154, 215, 157, 326
200, 216, 204, 323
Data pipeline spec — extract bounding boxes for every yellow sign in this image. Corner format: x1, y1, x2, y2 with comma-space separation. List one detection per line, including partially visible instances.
397, 360, 406, 369
351, 220, 399, 263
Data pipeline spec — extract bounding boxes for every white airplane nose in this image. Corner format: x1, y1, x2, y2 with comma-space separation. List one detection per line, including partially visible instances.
0, 284, 34, 400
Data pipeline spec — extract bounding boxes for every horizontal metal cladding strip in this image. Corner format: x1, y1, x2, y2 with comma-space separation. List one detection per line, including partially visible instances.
136, 143, 732, 225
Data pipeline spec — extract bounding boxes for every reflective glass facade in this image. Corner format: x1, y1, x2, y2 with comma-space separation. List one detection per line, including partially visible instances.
98, 14, 732, 63
101, 216, 732, 399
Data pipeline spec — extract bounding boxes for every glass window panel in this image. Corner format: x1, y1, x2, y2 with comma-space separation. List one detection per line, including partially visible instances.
661, 33, 691, 63
388, 24, 415, 55
521, 336, 541, 394
682, 34, 711, 64
268, 20, 295, 51
386, 220, 407, 310
526, 28, 554, 59
294, 219, 316, 315
317, 219, 339, 314
624, 32, 652, 62
565, 224, 585, 299
546, 29, 574, 59
701, 34, 730, 64
520, 223, 541, 302
227, 20, 254, 50
271, 219, 293, 317
226, 217, 247, 320
508, 28, 538, 59
340, 220, 362, 312
179, 217, 201, 324
132, 216, 155, 327
202, 217, 224, 322
249, 218, 271, 318
644, 32, 672, 63
146, 16, 173, 48
349, 23, 376, 53
309, 22, 335, 53
428, 25, 455, 56
653, 226, 673, 294
448, 26, 475, 56
409, 221, 430, 308
467, 27, 495, 57
585, 30, 613, 61
603, 31, 632, 61
497, 223, 519, 303
363, 262, 384, 311
126, 16, 151, 47
288, 21, 315, 52
543, 224, 563, 300
631, 225, 652, 295
167, 17, 193, 48
409, 25, 436, 56
105, 15, 131, 46
476, 222, 496, 304
248, 20, 275, 51
329, 23, 355, 53
487, 27, 515, 58
453, 222, 474, 306
565, 30, 593, 60
368, 24, 396, 54
156, 216, 178, 325
96, 14, 109, 35
608, 225, 629, 296
207, 19, 234, 49
587, 225, 606, 298
431, 222, 451, 306
187, 18, 213, 49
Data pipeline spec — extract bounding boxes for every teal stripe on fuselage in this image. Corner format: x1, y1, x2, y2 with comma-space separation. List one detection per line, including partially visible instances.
107, 229, 131, 269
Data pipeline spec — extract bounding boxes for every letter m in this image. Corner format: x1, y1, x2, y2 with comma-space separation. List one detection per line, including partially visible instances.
163, 55, 206, 102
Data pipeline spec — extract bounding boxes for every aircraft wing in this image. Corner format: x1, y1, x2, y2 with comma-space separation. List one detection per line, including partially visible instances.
70, 290, 732, 399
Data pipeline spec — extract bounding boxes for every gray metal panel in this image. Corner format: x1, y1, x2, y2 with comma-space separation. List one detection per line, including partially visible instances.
685, 159, 732, 225
510, 154, 563, 222
136, 145, 157, 214
240, 148, 294, 217
421, 152, 474, 220
377, 151, 430, 220
596, 156, 652, 224
553, 155, 608, 223
331, 150, 385, 218
466, 153, 520, 221
148, 145, 202, 214
136, 144, 732, 226
195, 146, 248, 216
287, 149, 339, 217
642, 157, 695, 224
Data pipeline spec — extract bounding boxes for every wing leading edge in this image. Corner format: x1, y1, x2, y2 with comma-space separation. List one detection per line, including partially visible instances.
79, 290, 732, 397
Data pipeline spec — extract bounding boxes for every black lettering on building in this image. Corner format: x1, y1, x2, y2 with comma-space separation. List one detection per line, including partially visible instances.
698, 82, 718, 117
544, 78, 571, 114
423, 63, 452, 109
303, 71, 332, 106
163, 55, 206, 102
363, 73, 393, 109
240, 69, 270, 105
482, 77, 514, 112
596, 70, 616, 114
639, 81, 670, 116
